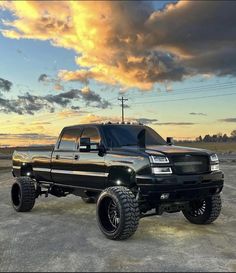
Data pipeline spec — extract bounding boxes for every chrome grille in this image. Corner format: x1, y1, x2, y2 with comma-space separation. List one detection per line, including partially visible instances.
171, 154, 209, 174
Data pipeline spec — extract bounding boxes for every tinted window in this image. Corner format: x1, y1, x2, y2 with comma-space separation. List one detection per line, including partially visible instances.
80, 127, 101, 144
58, 129, 80, 150
102, 125, 166, 147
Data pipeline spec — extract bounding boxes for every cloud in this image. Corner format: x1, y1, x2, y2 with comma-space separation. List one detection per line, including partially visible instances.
146, 1, 236, 77
38, 74, 49, 82
45, 89, 80, 106
189, 112, 207, 116
79, 86, 101, 103
38, 73, 65, 91
0, 77, 12, 92
154, 122, 196, 126
71, 87, 111, 109
0, 87, 110, 115
17, 92, 55, 114
0, 133, 57, 146
58, 70, 115, 85
54, 83, 64, 91
58, 109, 85, 118
0, 91, 69, 115
71, 106, 80, 110
0, 133, 56, 140
78, 115, 158, 125
1, 1, 236, 90
218, 118, 236, 123
31, 121, 52, 125
57, 108, 89, 118
136, 118, 158, 125
0, 97, 23, 115
79, 114, 120, 124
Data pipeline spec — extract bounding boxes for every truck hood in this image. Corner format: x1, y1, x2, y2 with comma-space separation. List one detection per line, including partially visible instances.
144, 145, 211, 155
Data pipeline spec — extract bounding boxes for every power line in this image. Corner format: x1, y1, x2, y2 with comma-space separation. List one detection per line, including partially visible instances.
82, 86, 236, 114
70, 81, 236, 113
118, 96, 128, 123
127, 82, 236, 101
164, 81, 236, 92
130, 91, 236, 105
43, 81, 236, 120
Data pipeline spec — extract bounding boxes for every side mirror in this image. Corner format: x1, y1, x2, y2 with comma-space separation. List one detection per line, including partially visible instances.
80, 137, 91, 152
166, 137, 174, 145
80, 137, 100, 152
98, 144, 106, 157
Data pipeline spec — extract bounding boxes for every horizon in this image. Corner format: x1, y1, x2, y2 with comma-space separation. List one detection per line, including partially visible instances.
0, 1, 236, 147
0, 128, 235, 149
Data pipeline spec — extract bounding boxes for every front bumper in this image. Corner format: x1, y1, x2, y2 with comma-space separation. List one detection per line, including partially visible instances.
136, 171, 224, 204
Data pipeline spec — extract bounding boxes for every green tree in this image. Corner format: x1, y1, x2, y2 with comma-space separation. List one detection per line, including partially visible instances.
231, 130, 236, 140
222, 134, 228, 142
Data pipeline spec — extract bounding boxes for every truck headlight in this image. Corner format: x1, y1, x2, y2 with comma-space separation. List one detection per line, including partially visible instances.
150, 155, 169, 164
210, 154, 219, 162
210, 154, 220, 171
211, 164, 220, 171
152, 167, 172, 174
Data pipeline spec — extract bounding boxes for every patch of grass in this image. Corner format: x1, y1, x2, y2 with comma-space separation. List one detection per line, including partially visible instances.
176, 142, 236, 153
0, 146, 54, 156
0, 148, 15, 155
0, 166, 11, 171
0, 160, 12, 167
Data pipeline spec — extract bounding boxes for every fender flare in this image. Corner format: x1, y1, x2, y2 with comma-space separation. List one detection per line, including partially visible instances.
107, 166, 137, 188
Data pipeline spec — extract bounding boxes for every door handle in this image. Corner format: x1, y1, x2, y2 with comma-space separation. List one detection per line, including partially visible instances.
74, 155, 79, 160
55, 154, 60, 160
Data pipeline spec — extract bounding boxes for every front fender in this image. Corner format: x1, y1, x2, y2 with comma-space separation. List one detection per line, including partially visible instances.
107, 166, 136, 188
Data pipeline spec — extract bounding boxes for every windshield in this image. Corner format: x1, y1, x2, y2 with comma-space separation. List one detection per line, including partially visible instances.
102, 125, 166, 148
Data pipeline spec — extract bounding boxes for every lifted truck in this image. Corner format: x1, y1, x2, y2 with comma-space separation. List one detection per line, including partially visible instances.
11, 123, 224, 240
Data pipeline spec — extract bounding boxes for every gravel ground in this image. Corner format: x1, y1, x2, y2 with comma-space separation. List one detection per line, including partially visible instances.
0, 162, 235, 272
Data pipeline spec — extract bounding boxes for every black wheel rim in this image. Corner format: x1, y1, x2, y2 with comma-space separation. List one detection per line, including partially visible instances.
98, 196, 121, 233
108, 200, 120, 229
188, 200, 207, 217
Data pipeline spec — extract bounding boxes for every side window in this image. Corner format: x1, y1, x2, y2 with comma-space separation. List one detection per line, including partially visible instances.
80, 127, 101, 152
58, 129, 78, 150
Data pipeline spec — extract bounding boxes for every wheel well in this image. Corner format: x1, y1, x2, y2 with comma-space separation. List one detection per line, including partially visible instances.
107, 166, 137, 188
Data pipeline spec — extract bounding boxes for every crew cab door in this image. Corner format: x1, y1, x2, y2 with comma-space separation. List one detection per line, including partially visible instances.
73, 126, 107, 189
51, 127, 82, 186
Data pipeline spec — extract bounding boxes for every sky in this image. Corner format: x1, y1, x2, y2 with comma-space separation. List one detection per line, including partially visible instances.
0, 0, 236, 147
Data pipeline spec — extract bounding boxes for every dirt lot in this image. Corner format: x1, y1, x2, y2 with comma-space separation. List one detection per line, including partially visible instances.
0, 160, 235, 272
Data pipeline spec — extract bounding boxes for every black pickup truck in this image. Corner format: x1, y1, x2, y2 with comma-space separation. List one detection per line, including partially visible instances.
11, 123, 224, 240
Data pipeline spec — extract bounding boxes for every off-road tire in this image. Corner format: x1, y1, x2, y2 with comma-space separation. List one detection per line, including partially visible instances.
96, 186, 140, 240
81, 196, 96, 204
182, 194, 222, 224
11, 177, 36, 212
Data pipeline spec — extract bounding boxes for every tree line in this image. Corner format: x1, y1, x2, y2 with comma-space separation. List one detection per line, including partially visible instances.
195, 130, 236, 142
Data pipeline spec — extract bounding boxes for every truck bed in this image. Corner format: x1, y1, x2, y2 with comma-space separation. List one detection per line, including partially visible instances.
12, 149, 53, 178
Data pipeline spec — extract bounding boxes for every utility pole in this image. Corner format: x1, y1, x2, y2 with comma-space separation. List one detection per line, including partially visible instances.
118, 96, 128, 123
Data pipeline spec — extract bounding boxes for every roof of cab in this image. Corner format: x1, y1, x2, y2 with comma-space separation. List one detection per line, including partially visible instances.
63, 122, 144, 130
